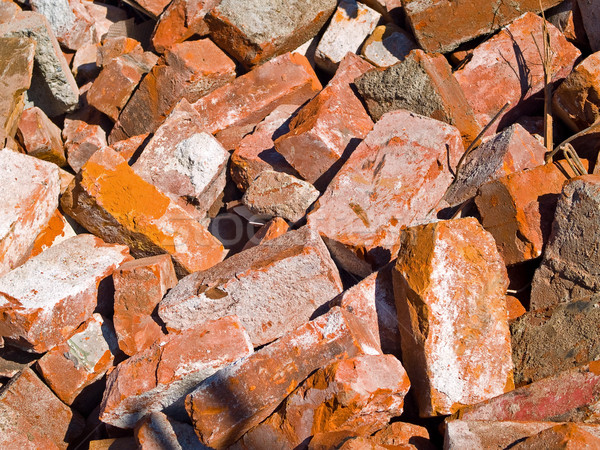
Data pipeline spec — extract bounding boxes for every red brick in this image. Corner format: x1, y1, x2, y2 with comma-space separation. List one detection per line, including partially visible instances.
128, 0, 170, 18
548, 0, 588, 46
0, 234, 130, 352
89, 437, 137, 450
206, 0, 337, 68
274, 53, 374, 188
454, 361, 600, 422
444, 420, 579, 449
96, 37, 143, 67
231, 104, 301, 192
314, 1, 381, 74
60, 147, 226, 277
307, 109, 464, 277
36, 313, 118, 405
192, 52, 322, 150
444, 123, 548, 206
100, 315, 253, 429
111, 133, 149, 162
403, 0, 563, 53
330, 263, 401, 358
17, 106, 66, 166
185, 307, 381, 449
87, 51, 158, 122
393, 218, 513, 417
151, 0, 219, 53
455, 13, 580, 136
372, 422, 434, 449
0, 368, 85, 449
111, 39, 236, 141
130, 101, 230, 221
0, 149, 60, 276
242, 170, 320, 222
475, 160, 583, 266
235, 354, 409, 449
158, 227, 343, 346
242, 217, 289, 250
62, 118, 107, 172
512, 423, 600, 449
553, 52, 600, 132
26, 208, 76, 259
0, 37, 34, 147
113, 254, 177, 356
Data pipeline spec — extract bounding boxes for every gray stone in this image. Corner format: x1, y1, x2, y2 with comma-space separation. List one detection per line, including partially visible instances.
242, 170, 319, 222
206, 0, 337, 68
530, 175, 600, 310
354, 49, 480, 146
511, 296, 600, 387
30, 0, 95, 50
1, 11, 79, 117
158, 227, 343, 347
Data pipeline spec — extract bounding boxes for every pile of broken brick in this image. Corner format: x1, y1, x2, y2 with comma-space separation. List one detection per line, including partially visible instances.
3, 0, 600, 448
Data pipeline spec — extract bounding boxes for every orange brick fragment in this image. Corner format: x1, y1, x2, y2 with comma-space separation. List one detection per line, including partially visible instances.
393, 218, 513, 417
61, 147, 226, 276
192, 52, 322, 150
113, 254, 177, 356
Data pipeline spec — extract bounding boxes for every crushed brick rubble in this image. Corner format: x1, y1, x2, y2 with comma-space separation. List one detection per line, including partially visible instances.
2, 0, 600, 448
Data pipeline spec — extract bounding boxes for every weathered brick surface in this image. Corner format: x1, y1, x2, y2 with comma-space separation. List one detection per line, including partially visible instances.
274, 53, 374, 188
131, 101, 230, 221
185, 307, 381, 449
361, 24, 417, 68
553, 51, 600, 132
403, 0, 563, 53
455, 13, 580, 136
17, 106, 66, 166
530, 175, 600, 309
444, 123, 548, 207
242, 217, 289, 250
30, 0, 95, 51
307, 110, 463, 276
100, 315, 253, 429
191, 52, 322, 150
135, 412, 206, 449
0, 37, 34, 147
454, 361, 600, 423
151, 0, 219, 53
235, 354, 409, 449
36, 313, 118, 405
314, 0, 381, 74
111, 39, 236, 141
512, 423, 600, 449
87, 52, 158, 122
206, 0, 337, 68
62, 118, 107, 172
393, 218, 513, 417
231, 104, 301, 192
0, 234, 130, 352
0, 149, 60, 276
113, 254, 177, 356
330, 263, 401, 358
475, 161, 581, 266
158, 227, 343, 346
242, 170, 320, 222
60, 147, 226, 277
0, 368, 85, 449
